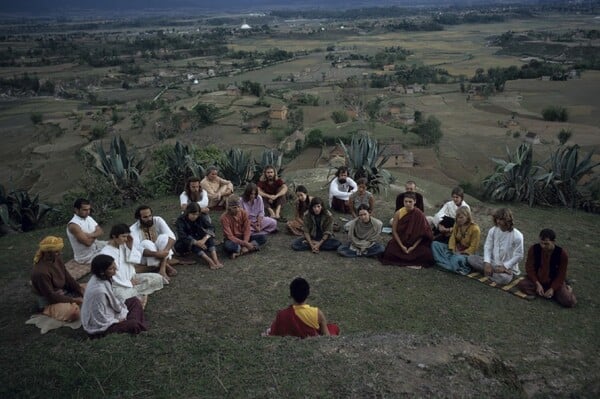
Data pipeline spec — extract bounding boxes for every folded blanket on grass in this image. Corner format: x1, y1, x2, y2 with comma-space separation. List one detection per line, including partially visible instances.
64, 259, 91, 281
25, 314, 81, 334
466, 272, 535, 300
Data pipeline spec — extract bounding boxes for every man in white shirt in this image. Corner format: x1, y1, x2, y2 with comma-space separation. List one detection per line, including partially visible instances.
130, 205, 178, 283
467, 208, 524, 285
428, 186, 470, 239
328, 166, 357, 214
100, 223, 164, 299
66, 198, 106, 266
179, 176, 214, 232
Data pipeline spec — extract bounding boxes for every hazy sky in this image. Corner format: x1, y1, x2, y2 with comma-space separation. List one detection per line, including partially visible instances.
0, 0, 507, 15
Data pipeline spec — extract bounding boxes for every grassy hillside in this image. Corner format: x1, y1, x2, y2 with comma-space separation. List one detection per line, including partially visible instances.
1, 177, 599, 398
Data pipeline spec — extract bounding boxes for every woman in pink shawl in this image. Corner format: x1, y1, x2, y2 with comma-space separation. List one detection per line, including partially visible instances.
380, 192, 434, 268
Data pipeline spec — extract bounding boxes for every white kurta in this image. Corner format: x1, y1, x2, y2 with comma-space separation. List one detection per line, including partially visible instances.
328, 177, 358, 207
432, 200, 470, 226
179, 189, 209, 208
129, 217, 176, 266
66, 214, 106, 264
100, 243, 163, 301
483, 226, 524, 275
81, 275, 128, 335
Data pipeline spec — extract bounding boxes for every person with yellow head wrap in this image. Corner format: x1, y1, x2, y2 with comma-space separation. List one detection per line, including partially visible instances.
31, 236, 85, 322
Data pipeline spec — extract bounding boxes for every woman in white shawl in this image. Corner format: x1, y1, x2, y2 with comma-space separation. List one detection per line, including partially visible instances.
100, 223, 164, 302
81, 254, 147, 337
337, 204, 385, 257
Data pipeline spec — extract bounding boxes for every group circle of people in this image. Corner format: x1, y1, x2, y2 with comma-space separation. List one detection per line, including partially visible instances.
30, 166, 576, 339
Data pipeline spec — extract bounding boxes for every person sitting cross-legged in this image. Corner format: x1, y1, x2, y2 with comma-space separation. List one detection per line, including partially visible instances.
241, 183, 278, 235
81, 254, 147, 338
257, 165, 288, 221
286, 185, 312, 236
291, 197, 341, 253
467, 208, 524, 285
100, 223, 164, 300
328, 166, 357, 214
179, 176, 214, 233
31, 236, 85, 322
266, 277, 340, 338
129, 205, 178, 283
175, 203, 223, 269
201, 166, 234, 209
516, 228, 576, 307
338, 204, 385, 258
220, 195, 267, 259
380, 192, 434, 268
431, 206, 480, 275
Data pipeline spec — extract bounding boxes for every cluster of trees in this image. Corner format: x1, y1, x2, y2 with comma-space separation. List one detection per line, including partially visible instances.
369, 64, 451, 88
470, 60, 569, 92
0, 73, 55, 95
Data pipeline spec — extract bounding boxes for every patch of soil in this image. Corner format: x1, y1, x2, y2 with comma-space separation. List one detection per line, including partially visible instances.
319, 332, 524, 397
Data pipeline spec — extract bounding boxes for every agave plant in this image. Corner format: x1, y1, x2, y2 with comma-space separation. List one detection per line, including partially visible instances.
539, 144, 600, 208
219, 148, 254, 187
0, 183, 53, 234
339, 132, 393, 194
251, 148, 283, 183
92, 136, 146, 201
483, 143, 541, 205
163, 142, 206, 193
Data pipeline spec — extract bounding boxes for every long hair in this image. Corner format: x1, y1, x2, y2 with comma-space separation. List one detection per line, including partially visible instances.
455, 206, 473, 225
295, 185, 310, 215
492, 208, 514, 231
259, 165, 278, 182
184, 177, 203, 202
242, 183, 258, 202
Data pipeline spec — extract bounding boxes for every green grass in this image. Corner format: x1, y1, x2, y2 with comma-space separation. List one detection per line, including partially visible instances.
1, 184, 599, 398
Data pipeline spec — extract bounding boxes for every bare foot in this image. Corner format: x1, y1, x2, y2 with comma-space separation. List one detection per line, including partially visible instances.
160, 273, 170, 285
138, 295, 148, 309
166, 264, 178, 277
230, 252, 240, 260
406, 265, 422, 270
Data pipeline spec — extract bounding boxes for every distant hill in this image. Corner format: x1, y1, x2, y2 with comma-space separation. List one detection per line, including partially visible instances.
0, 0, 529, 16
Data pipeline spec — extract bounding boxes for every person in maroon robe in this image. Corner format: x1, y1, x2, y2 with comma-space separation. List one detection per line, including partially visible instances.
266, 277, 339, 338
380, 192, 434, 268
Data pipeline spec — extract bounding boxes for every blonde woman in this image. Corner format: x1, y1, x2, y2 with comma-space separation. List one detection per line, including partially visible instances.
431, 206, 480, 274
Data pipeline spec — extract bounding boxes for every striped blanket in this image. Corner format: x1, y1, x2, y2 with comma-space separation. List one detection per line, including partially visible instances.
466, 272, 535, 300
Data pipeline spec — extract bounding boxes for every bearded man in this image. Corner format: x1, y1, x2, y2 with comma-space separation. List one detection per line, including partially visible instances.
257, 165, 288, 221
129, 205, 178, 283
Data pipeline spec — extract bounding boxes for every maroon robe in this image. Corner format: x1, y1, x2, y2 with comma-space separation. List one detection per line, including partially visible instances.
268, 306, 340, 338
380, 208, 434, 267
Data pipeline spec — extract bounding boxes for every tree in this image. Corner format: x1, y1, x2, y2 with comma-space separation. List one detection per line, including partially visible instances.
413, 115, 443, 146
542, 106, 568, 122
287, 108, 304, 131
193, 103, 219, 125
306, 129, 324, 147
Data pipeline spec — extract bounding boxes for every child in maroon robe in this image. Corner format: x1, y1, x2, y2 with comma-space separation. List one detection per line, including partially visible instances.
266, 277, 339, 338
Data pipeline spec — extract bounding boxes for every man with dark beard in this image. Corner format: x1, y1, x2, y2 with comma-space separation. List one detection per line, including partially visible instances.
129, 205, 178, 283
179, 176, 214, 233
328, 166, 357, 214
257, 165, 288, 221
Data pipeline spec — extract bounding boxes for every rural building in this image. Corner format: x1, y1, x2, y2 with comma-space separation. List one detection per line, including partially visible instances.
388, 105, 403, 117
382, 64, 395, 71
398, 113, 415, 125
226, 84, 241, 96
346, 109, 359, 120
406, 84, 423, 94
269, 105, 288, 120
380, 145, 414, 168
278, 129, 305, 153
523, 132, 540, 145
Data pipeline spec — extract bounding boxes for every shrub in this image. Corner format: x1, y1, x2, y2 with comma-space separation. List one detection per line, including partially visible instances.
542, 106, 568, 122
331, 110, 349, 124
558, 128, 572, 145
30, 112, 43, 125
306, 129, 324, 147
0, 184, 54, 234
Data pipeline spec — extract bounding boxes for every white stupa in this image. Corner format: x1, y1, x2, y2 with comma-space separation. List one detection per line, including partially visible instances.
241, 20, 251, 30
